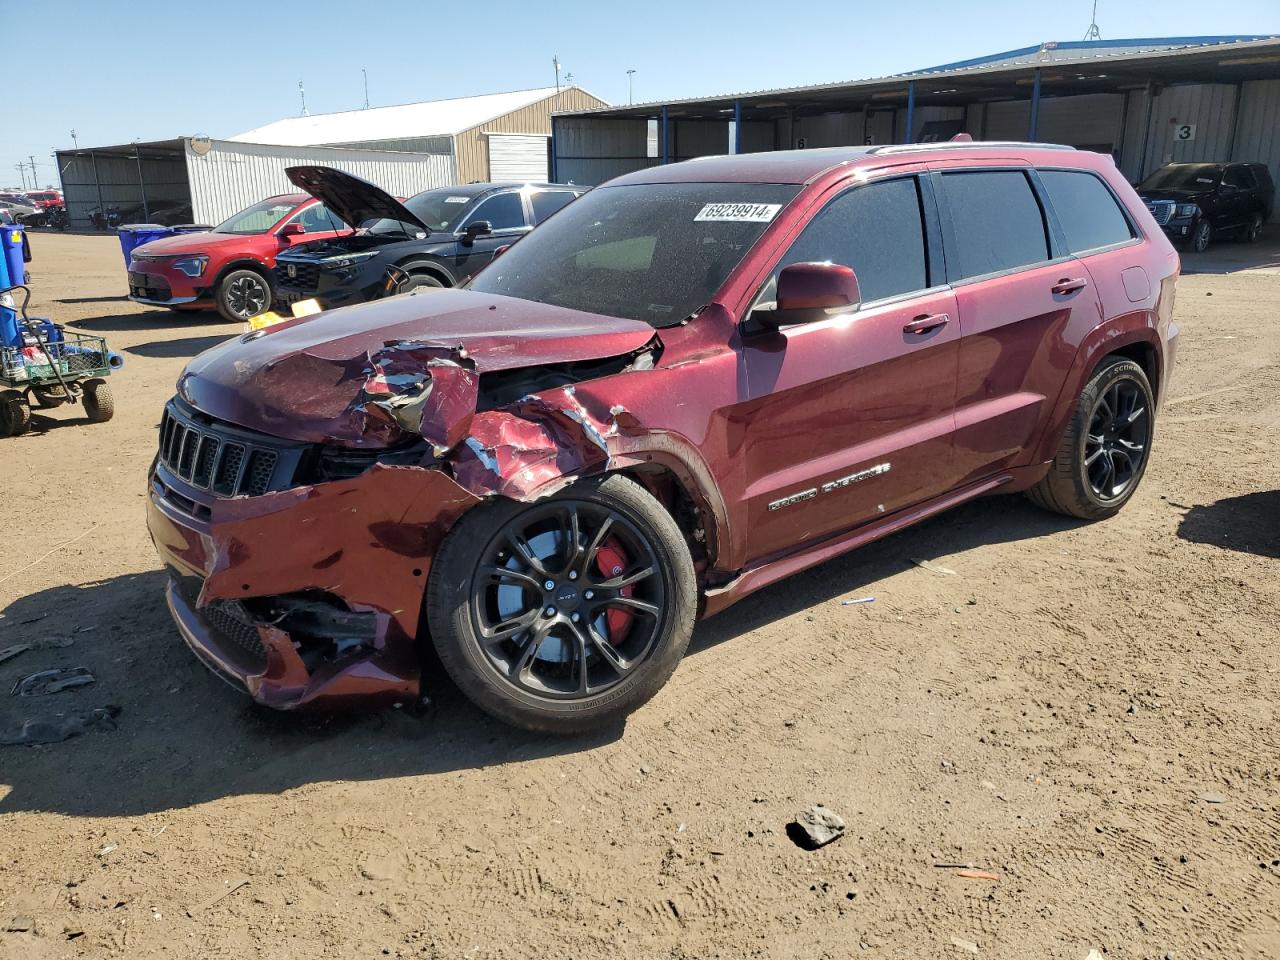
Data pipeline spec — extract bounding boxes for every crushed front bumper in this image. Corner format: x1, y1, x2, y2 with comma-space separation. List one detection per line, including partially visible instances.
147, 460, 479, 709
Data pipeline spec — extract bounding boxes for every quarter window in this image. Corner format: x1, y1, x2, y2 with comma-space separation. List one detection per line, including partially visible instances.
531, 190, 578, 223
465, 192, 526, 232
767, 177, 929, 304
1039, 170, 1133, 254
939, 171, 1049, 280
1224, 165, 1257, 189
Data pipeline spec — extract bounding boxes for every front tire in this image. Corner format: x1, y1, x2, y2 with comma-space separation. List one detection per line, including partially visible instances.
1190, 220, 1212, 253
215, 269, 271, 322
400, 272, 444, 295
426, 474, 697, 733
1027, 357, 1154, 521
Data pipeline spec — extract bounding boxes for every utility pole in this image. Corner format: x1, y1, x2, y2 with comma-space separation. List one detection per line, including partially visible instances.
14, 163, 26, 189
362, 68, 369, 109
28, 156, 37, 188
553, 55, 561, 98
627, 69, 636, 105
298, 80, 308, 116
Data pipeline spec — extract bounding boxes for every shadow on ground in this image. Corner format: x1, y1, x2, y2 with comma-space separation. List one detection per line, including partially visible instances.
1179, 230, 1280, 275
0, 493, 1079, 817
67, 310, 218, 333
1177, 490, 1280, 559
126, 335, 234, 359
54, 296, 130, 305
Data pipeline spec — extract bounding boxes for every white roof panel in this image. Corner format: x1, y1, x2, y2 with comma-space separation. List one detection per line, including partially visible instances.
230, 86, 575, 146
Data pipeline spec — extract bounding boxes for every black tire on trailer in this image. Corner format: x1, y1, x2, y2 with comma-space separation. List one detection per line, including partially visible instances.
1026, 356, 1155, 521
82, 379, 115, 423
426, 473, 697, 734
0, 389, 31, 437
215, 268, 271, 322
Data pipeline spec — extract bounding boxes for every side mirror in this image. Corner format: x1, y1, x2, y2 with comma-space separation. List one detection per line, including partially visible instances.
462, 220, 493, 245
757, 261, 861, 329
279, 222, 305, 237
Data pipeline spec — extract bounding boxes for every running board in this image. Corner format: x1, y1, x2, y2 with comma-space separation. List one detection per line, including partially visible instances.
702, 473, 1013, 617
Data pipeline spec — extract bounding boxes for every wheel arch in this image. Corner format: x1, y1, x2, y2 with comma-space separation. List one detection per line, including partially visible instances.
211, 258, 274, 294
394, 258, 455, 287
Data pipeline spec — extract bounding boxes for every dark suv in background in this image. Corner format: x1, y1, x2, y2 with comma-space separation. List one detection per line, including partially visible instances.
272, 166, 587, 309
1137, 162, 1274, 252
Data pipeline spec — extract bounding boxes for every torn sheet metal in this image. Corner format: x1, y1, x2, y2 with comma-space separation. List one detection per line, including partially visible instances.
11, 667, 96, 696
451, 386, 619, 499
354, 340, 478, 455
0, 637, 74, 666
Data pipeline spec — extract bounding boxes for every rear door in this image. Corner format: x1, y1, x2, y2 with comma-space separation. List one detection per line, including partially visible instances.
930, 163, 1105, 483
738, 172, 961, 562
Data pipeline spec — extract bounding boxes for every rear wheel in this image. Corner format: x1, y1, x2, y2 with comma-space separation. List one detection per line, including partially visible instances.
426, 474, 697, 733
82, 379, 114, 423
1027, 357, 1154, 521
215, 269, 271, 322
0, 390, 31, 437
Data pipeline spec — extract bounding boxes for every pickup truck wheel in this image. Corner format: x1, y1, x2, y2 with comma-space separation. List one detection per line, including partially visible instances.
1190, 220, 1212, 253
1027, 357, 1154, 521
1246, 213, 1264, 243
215, 269, 271, 322
427, 474, 697, 733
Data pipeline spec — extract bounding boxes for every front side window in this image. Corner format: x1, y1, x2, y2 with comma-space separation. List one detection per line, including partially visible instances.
464, 192, 526, 232
1039, 170, 1133, 254
469, 181, 802, 326
291, 203, 346, 233
939, 170, 1049, 280
761, 177, 929, 305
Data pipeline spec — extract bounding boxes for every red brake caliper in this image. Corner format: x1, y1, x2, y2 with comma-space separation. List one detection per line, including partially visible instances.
594, 538, 633, 645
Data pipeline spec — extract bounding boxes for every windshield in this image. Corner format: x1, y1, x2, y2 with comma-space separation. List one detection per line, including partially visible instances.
469, 182, 801, 326
403, 188, 478, 231
1140, 164, 1223, 191
215, 198, 298, 235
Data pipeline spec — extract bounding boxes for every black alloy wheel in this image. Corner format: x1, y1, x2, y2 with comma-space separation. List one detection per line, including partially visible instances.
470, 499, 665, 700
1083, 377, 1149, 502
1191, 220, 1212, 254
1247, 213, 1264, 243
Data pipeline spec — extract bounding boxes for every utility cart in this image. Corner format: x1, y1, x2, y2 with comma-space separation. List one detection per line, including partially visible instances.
0, 284, 123, 436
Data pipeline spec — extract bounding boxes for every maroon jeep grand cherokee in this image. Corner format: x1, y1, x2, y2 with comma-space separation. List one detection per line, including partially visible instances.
148, 142, 1178, 732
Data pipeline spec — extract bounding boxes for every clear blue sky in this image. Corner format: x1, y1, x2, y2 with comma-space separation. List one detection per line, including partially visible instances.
9, 0, 1278, 189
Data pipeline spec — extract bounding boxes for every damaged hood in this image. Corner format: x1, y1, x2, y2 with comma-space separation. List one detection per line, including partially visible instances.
178, 289, 657, 446
286, 165, 427, 232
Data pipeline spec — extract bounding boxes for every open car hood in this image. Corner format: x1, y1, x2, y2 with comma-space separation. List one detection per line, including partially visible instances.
286, 165, 428, 233
178, 290, 658, 447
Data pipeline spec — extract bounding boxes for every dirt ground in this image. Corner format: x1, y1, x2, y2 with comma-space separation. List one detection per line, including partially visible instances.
0, 231, 1277, 960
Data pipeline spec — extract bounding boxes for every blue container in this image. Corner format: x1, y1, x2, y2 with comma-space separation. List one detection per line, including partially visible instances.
0, 227, 17, 348
118, 223, 175, 267
1, 225, 26, 290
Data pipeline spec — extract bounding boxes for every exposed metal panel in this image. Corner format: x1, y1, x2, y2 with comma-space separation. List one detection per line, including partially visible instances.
488, 134, 550, 182
1143, 83, 1238, 174
185, 139, 456, 225
1233, 79, 1280, 220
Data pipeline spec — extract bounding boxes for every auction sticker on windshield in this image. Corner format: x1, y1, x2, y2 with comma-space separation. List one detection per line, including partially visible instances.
694, 202, 782, 223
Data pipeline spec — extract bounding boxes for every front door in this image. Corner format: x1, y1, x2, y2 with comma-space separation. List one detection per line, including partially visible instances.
735, 173, 962, 564
452, 191, 532, 282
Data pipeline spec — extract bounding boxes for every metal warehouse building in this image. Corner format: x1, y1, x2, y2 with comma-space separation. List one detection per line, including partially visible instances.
55, 138, 452, 230
231, 85, 606, 185
551, 35, 1280, 218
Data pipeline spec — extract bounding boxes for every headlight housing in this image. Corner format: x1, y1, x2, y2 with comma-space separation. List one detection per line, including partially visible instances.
172, 255, 209, 278
320, 250, 379, 271
1175, 203, 1200, 218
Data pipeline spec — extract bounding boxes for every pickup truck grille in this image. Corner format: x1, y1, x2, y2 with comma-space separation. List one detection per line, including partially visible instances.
157, 399, 305, 499
1145, 200, 1174, 225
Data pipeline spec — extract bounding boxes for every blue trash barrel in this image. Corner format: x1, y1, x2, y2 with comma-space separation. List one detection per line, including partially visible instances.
118, 223, 175, 267
0, 229, 16, 348
1, 225, 26, 291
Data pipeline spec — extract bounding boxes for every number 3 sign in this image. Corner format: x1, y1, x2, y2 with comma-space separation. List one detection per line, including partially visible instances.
1175, 123, 1197, 142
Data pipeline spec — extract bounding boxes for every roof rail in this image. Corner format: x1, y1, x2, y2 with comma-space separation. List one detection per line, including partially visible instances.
865, 141, 1076, 155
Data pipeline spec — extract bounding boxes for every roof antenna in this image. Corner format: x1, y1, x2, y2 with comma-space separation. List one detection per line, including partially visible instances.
362, 68, 369, 109
1083, 0, 1102, 40
298, 80, 309, 116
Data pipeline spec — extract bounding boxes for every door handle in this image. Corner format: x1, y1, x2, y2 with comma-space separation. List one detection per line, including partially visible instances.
902, 313, 950, 335
1052, 277, 1089, 295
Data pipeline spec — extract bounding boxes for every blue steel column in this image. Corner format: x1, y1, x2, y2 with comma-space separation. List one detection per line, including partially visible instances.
904, 81, 916, 144
1029, 68, 1042, 141
661, 105, 670, 164
733, 99, 742, 154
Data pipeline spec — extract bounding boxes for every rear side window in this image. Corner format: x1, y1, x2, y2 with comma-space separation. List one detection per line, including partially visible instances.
531, 191, 578, 223
1039, 170, 1134, 254
769, 177, 929, 303
465, 192, 526, 232
1224, 166, 1257, 189
939, 171, 1049, 280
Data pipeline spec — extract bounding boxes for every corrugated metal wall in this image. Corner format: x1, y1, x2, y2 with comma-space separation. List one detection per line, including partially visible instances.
1142, 83, 1239, 172
456, 87, 606, 183
56, 146, 191, 229
1231, 79, 1280, 220
555, 117, 656, 185
1118, 88, 1152, 182
488, 134, 552, 182
186, 139, 456, 225
984, 93, 1124, 151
